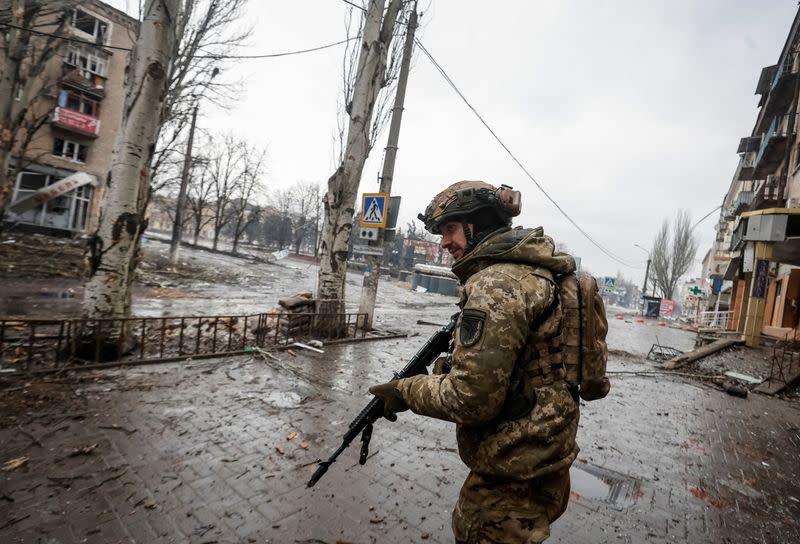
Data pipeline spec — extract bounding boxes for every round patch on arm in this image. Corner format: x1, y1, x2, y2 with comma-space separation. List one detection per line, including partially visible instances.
459, 309, 487, 348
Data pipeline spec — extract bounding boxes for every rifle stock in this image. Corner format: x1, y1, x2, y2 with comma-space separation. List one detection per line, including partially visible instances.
307, 317, 456, 488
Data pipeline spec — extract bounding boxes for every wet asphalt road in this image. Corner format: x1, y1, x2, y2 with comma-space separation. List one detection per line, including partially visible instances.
1, 253, 799, 543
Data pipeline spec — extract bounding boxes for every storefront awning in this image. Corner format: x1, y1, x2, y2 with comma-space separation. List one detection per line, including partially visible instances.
9, 172, 97, 214
723, 257, 742, 280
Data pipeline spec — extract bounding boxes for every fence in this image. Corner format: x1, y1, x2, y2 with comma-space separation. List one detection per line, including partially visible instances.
698, 311, 733, 329
0, 311, 367, 374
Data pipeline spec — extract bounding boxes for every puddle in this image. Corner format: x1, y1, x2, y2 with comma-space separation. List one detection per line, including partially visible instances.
263, 391, 303, 408
235, 390, 304, 409
570, 463, 640, 510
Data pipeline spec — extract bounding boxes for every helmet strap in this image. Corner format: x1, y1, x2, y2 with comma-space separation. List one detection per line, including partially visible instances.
462, 219, 476, 255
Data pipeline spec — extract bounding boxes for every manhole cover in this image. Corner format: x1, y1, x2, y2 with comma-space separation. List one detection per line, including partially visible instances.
571, 463, 640, 510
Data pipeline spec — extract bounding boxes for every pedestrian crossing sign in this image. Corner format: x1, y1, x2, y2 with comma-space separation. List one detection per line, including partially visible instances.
360, 192, 388, 228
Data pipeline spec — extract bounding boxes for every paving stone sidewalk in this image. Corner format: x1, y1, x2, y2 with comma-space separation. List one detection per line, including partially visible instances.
1, 333, 799, 543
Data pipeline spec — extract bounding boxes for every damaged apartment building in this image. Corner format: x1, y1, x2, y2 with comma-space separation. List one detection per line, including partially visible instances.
704, 7, 800, 347
2, 1, 136, 235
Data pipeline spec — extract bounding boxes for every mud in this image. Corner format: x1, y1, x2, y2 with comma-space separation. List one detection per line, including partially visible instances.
1, 233, 799, 543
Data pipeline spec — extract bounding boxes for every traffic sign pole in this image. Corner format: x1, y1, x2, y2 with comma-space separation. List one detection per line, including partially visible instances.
357, 5, 417, 330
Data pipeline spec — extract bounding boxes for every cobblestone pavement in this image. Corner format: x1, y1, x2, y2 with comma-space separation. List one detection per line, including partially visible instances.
2, 292, 799, 543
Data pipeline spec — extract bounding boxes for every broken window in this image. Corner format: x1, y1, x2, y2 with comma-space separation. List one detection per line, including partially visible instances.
65, 46, 109, 78
72, 9, 109, 44
9, 172, 94, 231
53, 138, 89, 163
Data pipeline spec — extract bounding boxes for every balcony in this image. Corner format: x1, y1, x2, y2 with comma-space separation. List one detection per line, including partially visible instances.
752, 115, 792, 178
755, 65, 777, 104
763, 61, 799, 120
750, 175, 787, 211
60, 65, 106, 100
736, 137, 760, 181
734, 191, 754, 215
729, 220, 746, 251
51, 107, 100, 138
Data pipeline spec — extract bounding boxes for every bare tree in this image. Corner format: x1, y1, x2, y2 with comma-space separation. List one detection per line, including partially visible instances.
229, 143, 266, 253
317, 0, 405, 318
650, 210, 698, 300
81, 0, 182, 355
185, 158, 215, 244
151, 0, 250, 188
0, 1, 76, 218
207, 134, 246, 250
332, 1, 412, 166
405, 218, 433, 241
289, 181, 322, 255
268, 188, 293, 250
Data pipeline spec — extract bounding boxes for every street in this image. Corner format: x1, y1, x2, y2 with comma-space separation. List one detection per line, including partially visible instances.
1, 253, 799, 543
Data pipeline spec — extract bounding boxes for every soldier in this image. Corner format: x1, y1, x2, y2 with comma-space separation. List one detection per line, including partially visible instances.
369, 180, 580, 543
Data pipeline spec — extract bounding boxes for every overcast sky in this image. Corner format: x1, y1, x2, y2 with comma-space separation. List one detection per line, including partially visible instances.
113, 0, 797, 280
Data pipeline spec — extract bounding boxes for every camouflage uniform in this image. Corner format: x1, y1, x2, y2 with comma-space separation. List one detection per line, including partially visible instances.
396, 226, 579, 543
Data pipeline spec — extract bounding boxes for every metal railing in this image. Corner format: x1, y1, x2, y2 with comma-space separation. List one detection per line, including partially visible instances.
0, 311, 367, 374
698, 311, 733, 329
754, 114, 796, 169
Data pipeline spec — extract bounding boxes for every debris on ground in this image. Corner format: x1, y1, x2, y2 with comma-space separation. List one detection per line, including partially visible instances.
292, 342, 324, 354
1, 456, 29, 471
724, 384, 749, 398
68, 443, 98, 456
664, 338, 743, 369
646, 343, 683, 362
723, 371, 762, 385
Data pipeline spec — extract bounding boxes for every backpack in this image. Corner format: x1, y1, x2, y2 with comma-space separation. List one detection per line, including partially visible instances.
557, 274, 611, 401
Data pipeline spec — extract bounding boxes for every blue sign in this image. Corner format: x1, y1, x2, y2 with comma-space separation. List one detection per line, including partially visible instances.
752, 259, 769, 298
360, 193, 388, 228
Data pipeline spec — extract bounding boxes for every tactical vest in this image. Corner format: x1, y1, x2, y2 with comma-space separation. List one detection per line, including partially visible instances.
501, 271, 611, 419
500, 270, 568, 419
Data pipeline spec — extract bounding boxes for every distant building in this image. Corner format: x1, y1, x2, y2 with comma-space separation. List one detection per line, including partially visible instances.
702, 8, 800, 345
680, 278, 704, 321
402, 238, 453, 268
3, 1, 137, 235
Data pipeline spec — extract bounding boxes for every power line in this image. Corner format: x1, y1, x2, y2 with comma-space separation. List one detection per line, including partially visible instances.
691, 205, 722, 231
0, 22, 358, 59
195, 37, 359, 59
414, 39, 641, 269
340, 0, 366, 11
0, 22, 133, 51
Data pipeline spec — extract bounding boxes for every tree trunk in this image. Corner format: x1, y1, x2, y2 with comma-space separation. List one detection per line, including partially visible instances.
81, 0, 181, 359
0, 149, 12, 220
316, 0, 402, 329
232, 217, 242, 253
0, 0, 25, 218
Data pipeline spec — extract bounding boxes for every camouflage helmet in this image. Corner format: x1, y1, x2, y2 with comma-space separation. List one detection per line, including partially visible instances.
417, 180, 521, 235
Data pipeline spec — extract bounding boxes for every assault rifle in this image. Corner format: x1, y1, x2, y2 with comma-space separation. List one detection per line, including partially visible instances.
307, 317, 456, 487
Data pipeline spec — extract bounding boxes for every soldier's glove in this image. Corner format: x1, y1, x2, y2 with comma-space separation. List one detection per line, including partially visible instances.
368, 380, 408, 422
432, 355, 452, 375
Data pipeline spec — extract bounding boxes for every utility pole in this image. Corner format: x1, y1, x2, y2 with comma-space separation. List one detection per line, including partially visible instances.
169, 103, 198, 265
642, 257, 651, 297
357, 4, 418, 329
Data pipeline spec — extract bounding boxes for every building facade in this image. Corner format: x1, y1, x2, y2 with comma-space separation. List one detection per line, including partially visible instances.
703, 8, 800, 346
3, 1, 137, 235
